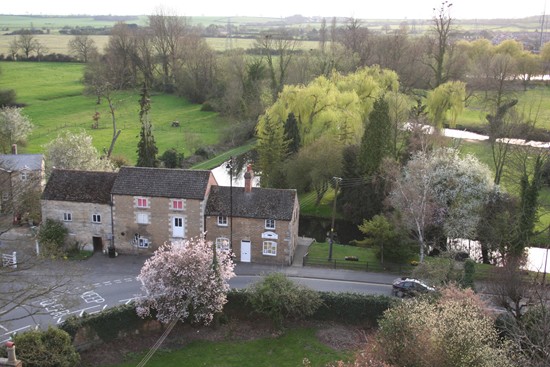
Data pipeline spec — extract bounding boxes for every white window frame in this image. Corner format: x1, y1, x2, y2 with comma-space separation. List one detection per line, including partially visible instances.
1, 193, 8, 201
215, 237, 230, 251
63, 212, 72, 222
136, 197, 149, 208
265, 219, 276, 230
171, 199, 184, 210
217, 215, 228, 227
92, 214, 101, 223
262, 241, 277, 256
138, 237, 149, 248
136, 212, 149, 224
20, 171, 29, 181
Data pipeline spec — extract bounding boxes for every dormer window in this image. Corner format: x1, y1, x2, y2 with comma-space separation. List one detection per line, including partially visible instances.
136, 197, 149, 208
265, 219, 276, 230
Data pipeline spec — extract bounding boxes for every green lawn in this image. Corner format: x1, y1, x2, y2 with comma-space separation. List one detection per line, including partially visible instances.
0, 61, 225, 163
111, 328, 351, 367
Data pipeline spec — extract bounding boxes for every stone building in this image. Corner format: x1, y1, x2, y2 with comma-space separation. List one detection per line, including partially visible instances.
205, 166, 299, 265
110, 166, 217, 253
41, 169, 117, 251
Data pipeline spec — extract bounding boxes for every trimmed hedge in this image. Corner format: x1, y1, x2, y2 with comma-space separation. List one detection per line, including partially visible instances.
60, 290, 396, 347
313, 292, 396, 326
60, 304, 150, 343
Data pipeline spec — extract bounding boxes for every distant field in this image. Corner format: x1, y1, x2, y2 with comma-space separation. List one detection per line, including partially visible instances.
0, 61, 225, 163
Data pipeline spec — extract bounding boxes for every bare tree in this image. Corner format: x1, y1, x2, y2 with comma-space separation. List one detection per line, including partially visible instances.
67, 35, 98, 63
149, 9, 188, 92
255, 30, 301, 100
16, 31, 40, 59
429, 1, 455, 87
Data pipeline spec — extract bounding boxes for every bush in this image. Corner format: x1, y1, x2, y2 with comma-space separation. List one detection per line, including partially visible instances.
11, 326, 80, 367
0, 89, 16, 107
37, 218, 68, 256
61, 304, 147, 343
159, 148, 184, 168
247, 273, 322, 329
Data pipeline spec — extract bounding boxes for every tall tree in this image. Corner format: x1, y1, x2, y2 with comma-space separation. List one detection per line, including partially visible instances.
255, 30, 301, 100
136, 84, 158, 167
149, 9, 188, 92
67, 35, 98, 63
360, 97, 392, 176
283, 112, 300, 155
256, 115, 288, 188
429, 1, 454, 87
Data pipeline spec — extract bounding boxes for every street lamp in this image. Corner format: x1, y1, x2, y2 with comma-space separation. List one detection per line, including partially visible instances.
328, 177, 342, 262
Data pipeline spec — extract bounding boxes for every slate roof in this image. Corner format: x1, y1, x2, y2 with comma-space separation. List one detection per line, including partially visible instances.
205, 185, 297, 221
0, 154, 43, 172
42, 169, 117, 204
111, 166, 213, 200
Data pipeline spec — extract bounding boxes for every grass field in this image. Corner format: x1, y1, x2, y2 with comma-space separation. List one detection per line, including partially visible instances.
111, 328, 351, 367
0, 61, 225, 163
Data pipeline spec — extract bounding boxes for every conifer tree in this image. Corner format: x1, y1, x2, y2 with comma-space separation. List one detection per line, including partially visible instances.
136, 83, 158, 167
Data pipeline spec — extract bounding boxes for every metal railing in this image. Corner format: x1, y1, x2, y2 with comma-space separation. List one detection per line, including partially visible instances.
302, 253, 410, 274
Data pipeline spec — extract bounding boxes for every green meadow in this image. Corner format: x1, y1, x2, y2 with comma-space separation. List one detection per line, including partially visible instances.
0, 61, 225, 164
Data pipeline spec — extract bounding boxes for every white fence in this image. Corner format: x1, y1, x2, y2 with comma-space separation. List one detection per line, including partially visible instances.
1, 251, 16, 268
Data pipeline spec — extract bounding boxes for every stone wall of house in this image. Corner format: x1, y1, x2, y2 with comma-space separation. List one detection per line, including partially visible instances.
112, 195, 206, 253
40, 200, 112, 251
205, 216, 295, 265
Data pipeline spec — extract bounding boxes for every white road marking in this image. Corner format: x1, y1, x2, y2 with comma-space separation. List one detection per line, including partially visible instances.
1, 325, 32, 342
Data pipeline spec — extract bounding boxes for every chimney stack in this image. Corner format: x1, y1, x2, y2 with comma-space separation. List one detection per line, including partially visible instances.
0, 342, 22, 367
11, 144, 17, 155
244, 164, 253, 193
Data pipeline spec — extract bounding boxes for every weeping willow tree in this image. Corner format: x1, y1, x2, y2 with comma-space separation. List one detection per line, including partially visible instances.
256, 66, 404, 186
425, 80, 466, 129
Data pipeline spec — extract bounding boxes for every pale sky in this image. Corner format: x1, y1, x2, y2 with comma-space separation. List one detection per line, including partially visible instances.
0, 0, 548, 20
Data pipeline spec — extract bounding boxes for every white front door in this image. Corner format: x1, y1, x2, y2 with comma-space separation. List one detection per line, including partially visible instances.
240, 240, 251, 262
172, 217, 184, 238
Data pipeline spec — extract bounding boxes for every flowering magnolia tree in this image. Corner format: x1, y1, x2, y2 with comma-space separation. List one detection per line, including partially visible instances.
136, 237, 235, 324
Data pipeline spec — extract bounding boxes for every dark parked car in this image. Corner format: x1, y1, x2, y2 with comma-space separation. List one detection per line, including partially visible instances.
392, 277, 435, 298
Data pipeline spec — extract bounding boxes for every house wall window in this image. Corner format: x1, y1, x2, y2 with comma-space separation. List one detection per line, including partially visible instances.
92, 214, 101, 223
217, 216, 228, 226
136, 212, 149, 224
265, 219, 276, 230
171, 199, 184, 210
215, 237, 230, 251
1, 193, 8, 201
136, 197, 149, 208
262, 241, 277, 256
20, 171, 28, 181
63, 212, 72, 222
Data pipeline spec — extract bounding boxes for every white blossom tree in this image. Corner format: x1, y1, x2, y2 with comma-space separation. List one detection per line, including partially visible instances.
136, 237, 235, 325
387, 148, 494, 262
43, 130, 114, 176
0, 106, 33, 153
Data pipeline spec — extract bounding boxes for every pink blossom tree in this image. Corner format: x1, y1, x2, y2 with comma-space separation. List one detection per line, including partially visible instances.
136, 236, 235, 325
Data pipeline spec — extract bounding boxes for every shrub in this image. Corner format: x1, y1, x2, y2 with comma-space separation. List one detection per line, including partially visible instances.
376, 286, 513, 367
37, 218, 68, 256
247, 273, 322, 329
11, 326, 80, 367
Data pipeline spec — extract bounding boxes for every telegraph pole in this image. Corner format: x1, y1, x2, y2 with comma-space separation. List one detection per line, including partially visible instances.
328, 177, 342, 261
